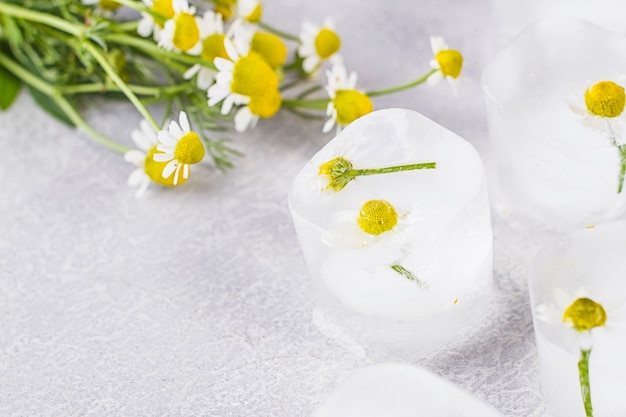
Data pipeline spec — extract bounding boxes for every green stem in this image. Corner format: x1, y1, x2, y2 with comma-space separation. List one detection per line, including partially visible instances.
578, 348, 594, 417
101, 33, 210, 69
258, 21, 300, 42
281, 98, 328, 110
0, 2, 82, 37
60, 81, 193, 97
618, 145, 626, 193
391, 264, 427, 288
366, 69, 438, 97
350, 162, 436, 177
82, 40, 160, 131
0, 52, 129, 153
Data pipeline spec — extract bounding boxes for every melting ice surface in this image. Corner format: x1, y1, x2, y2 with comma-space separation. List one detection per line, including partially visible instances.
288, 108, 492, 356
313, 363, 503, 417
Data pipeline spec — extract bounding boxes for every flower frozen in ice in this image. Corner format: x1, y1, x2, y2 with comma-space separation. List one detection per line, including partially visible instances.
137, 0, 175, 40
570, 79, 626, 192
207, 36, 281, 132
298, 18, 341, 74
124, 119, 188, 198
427, 36, 463, 94
158, 0, 207, 55
183, 11, 228, 89
153, 111, 206, 186
323, 63, 373, 133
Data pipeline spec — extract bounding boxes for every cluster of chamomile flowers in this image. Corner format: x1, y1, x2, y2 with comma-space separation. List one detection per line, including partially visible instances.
84, 0, 464, 197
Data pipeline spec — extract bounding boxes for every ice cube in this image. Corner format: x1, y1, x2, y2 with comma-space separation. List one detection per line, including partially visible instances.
288, 108, 493, 358
491, 0, 626, 49
483, 18, 626, 232
313, 363, 503, 417
529, 222, 626, 417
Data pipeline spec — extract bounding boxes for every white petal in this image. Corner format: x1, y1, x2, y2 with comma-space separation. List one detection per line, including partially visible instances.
162, 160, 178, 179
178, 111, 191, 132
172, 164, 182, 185
184, 64, 201, 80
302, 56, 319, 73
427, 71, 443, 86
221, 95, 235, 115
214, 57, 234, 72
182, 163, 190, 179
224, 38, 240, 61
124, 150, 146, 166
157, 131, 178, 146
168, 120, 184, 138
234, 106, 253, 132
128, 168, 147, 186
137, 16, 154, 37
323, 117, 335, 133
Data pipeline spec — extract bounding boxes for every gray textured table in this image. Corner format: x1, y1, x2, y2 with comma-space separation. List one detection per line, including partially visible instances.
0, 0, 550, 415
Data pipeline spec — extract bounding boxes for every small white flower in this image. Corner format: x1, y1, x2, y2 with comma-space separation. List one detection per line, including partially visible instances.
183, 11, 227, 89
323, 63, 373, 134
137, 0, 173, 40
153, 111, 206, 185
207, 37, 251, 115
427, 36, 463, 95
298, 18, 341, 74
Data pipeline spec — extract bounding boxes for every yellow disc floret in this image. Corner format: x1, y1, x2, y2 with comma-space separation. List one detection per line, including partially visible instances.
436, 49, 463, 79
244, 2, 262, 23
174, 132, 205, 165
333, 90, 374, 126
318, 156, 354, 191
585, 81, 625, 118
248, 89, 281, 118
201, 34, 229, 62
315, 28, 341, 59
231, 52, 279, 98
214, 0, 236, 19
251, 32, 287, 68
172, 12, 200, 52
357, 200, 398, 235
145, 146, 187, 187
563, 297, 607, 332
152, 0, 175, 25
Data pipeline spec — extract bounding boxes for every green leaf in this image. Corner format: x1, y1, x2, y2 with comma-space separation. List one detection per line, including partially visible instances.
0, 65, 22, 110
27, 86, 75, 127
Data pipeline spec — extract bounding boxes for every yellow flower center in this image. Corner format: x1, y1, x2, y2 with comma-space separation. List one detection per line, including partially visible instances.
151, 0, 174, 25
436, 49, 463, 79
584, 81, 625, 118
99, 0, 121, 10
174, 132, 205, 165
357, 200, 398, 235
248, 89, 282, 118
318, 156, 354, 191
251, 32, 287, 68
333, 89, 374, 126
144, 146, 187, 187
244, 2, 262, 23
172, 12, 200, 52
214, 0, 235, 19
563, 297, 607, 332
231, 52, 279, 98
201, 33, 228, 63
315, 28, 341, 59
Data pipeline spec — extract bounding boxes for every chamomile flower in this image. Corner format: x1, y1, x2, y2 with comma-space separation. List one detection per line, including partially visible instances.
298, 18, 341, 74
158, 0, 207, 55
427, 36, 463, 94
124, 119, 188, 198
183, 11, 228, 89
323, 63, 373, 133
137, 0, 175, 40
570, 80, 626, 138
153, 111, 206, 186
207, 37, 281, 132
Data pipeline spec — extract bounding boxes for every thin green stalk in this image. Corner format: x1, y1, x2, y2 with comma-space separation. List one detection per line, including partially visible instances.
60, 81, 193, 97
618, 145, 626, 193
82, 40, 159, 130
281, 98, 328, 110
102, 33, 211, 69
578, 348, 594, 417
366, 69, 438, 97
350, 162, 436, 177
0, 52, 129, 153
391, 264, 427, 288
0, 2, 82, 37
258, 21, 300, 42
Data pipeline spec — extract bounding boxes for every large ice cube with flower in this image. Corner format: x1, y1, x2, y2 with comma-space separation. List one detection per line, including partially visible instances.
288, 108, 492, 357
